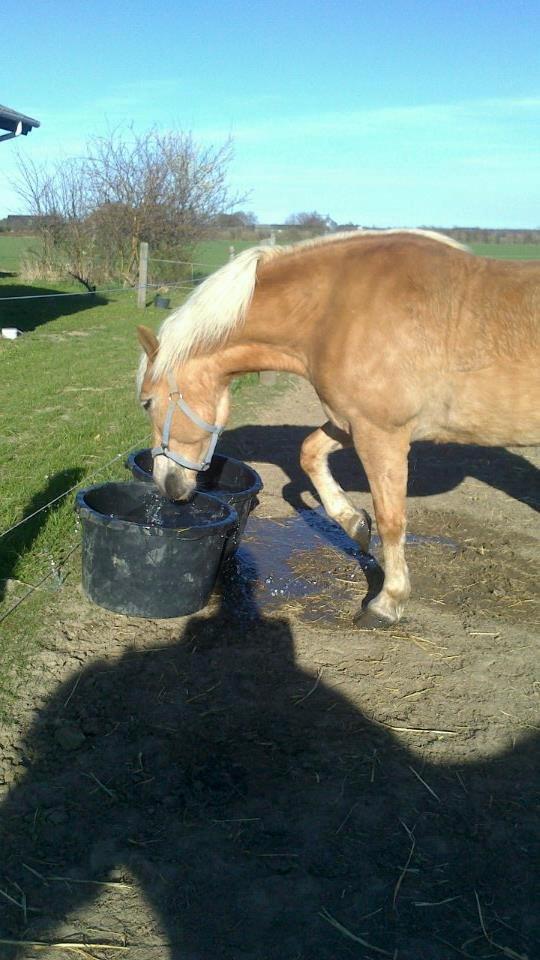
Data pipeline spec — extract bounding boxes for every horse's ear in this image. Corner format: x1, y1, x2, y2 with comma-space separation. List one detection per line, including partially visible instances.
137, 325, 159, 361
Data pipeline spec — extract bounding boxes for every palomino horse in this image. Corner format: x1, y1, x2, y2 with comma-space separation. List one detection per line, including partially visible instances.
137, 230, 540, 623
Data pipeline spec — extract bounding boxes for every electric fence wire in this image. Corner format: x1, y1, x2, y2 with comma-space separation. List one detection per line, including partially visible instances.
0, 279, 196, 303
0, 432, 152, 624
0, 255, 217, 619
0, 433, 151, 543
0, 541, 81, 626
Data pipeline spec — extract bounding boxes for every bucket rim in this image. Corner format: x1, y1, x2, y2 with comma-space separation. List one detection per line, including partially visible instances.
75, 481, 237, 539
125, 449, 263, 497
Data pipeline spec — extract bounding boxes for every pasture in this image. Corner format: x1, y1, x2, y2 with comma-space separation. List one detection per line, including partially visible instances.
0, 235, 258, 275
2, 233, 540, 274
0, 237, 538, 958
0, 233, 42, 270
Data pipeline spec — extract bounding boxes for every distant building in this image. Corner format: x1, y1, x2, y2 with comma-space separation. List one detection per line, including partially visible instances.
0, 103, 40, 144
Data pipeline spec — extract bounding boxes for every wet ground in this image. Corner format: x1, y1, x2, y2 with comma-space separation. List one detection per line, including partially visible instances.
0, 377, 538, 959
224, 510, 458, 624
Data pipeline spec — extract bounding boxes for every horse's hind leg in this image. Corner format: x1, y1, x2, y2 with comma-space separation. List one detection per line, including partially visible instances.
351, 421, 411, 624
300, 422, 372, 552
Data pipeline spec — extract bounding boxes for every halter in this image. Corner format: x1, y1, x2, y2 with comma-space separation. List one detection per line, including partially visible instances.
151, 372, 223, 472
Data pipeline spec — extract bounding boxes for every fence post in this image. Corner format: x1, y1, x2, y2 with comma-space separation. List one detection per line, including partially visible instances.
137, 242, 149, 308
229, 245, 235, 261
259, 370, 278, 386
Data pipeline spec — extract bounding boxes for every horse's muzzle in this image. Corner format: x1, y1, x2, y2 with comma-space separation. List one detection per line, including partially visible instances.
153, 455, 197, 502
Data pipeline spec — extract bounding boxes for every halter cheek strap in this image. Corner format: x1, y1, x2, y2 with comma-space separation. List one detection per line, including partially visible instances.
151, 372, 223, 472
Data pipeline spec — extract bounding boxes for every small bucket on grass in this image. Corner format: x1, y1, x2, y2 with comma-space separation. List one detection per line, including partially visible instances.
154, 296, 170, 309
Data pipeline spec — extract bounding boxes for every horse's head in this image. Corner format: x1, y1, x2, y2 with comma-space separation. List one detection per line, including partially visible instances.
137, 326, 230, 501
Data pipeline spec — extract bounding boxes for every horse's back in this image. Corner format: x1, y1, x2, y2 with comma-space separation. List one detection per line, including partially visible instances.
286, 235, 540, 447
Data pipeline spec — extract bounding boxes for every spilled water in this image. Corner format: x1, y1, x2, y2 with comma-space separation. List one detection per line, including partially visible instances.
222, 507, 458, 623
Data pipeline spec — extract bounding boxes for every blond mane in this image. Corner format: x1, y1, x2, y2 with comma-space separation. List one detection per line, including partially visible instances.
150, 229, 469, 379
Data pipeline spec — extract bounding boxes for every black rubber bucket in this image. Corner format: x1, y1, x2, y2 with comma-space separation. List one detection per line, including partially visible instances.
125, 450, 263, 558
75, 481, 237, 618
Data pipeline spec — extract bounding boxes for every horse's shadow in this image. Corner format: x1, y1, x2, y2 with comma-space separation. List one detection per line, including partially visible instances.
219, 424, 540, 514
0, 583, 538, 958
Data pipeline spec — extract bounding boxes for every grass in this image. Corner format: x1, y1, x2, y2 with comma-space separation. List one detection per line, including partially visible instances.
469, 242, 540, 259
2, 233, 540, 282
0, 281, 155, 704
0, 233, 42, 271
195, 239, 259, 270
0, 235, 258, 276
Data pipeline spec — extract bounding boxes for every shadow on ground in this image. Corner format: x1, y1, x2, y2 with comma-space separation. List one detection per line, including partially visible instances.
0, 284, 107, 332
0, 583, 538, 958
220, 424, 540, 514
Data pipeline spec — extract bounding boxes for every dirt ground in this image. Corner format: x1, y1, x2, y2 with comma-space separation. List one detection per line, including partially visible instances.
0, 376, 538, 960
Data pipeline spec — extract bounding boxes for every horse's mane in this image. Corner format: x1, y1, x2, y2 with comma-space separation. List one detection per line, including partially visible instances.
150, 229, 469, 379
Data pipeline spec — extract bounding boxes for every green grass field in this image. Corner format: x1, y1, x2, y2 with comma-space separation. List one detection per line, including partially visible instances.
0, 235, 257, 275
0, 233, 42, 270
469, 242, 540, 259
0, 283, 143, 703
0, 285, 151, 588
2, 233, 540, 276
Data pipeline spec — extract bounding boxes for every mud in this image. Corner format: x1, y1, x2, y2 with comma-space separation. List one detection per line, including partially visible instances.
0, 376, 538, 959
223, 510, 459, 625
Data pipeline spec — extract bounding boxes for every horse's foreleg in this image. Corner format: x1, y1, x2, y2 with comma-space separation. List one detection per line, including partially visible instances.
352, 422, 411, 624
300, 422, 371, 552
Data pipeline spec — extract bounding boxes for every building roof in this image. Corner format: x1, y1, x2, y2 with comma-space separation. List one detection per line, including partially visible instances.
0, 103, 40, 138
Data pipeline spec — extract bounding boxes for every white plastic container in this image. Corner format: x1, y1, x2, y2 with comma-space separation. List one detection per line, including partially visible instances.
1, 328, 23, 340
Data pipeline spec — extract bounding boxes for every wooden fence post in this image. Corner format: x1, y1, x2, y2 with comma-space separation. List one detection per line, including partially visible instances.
259, 370, 278, 386
137, 241, 149, 308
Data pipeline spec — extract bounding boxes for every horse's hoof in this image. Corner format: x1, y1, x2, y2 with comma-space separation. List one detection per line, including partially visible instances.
352, 606, 396, 629
343, 509, 372, 553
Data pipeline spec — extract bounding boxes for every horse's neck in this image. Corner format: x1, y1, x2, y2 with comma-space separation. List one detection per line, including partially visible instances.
215, 340, 309, 379
216, 265, 315, 378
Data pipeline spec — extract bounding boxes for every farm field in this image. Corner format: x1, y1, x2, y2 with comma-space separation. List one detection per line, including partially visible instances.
0, 235, 257, 275
0, 235, 539, 958
2, 232, 540, 274
0, 233, 42, 270
469, 241, 540, 258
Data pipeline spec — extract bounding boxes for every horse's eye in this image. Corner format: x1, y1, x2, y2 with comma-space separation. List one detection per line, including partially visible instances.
141, 398, 152, 411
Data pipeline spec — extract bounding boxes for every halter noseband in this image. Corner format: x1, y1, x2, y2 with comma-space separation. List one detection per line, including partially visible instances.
151, 372, 223, 472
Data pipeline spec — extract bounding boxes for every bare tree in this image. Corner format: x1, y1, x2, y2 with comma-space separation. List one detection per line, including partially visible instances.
13, 126, 246, 286
285, 211, 337, 234
14, 154, 96, 287
214, 211, 258, 228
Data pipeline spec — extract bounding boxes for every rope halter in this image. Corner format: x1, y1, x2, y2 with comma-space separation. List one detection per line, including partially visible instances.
151, 372, 223, 472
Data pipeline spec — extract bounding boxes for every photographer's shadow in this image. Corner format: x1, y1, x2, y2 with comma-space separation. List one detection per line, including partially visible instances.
0, 578, 538, 958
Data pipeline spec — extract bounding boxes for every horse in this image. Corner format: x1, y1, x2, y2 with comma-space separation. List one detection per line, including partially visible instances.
136, 229, 540, 624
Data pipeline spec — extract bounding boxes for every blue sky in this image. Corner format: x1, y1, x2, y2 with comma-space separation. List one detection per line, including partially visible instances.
2, 0, 539, 227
